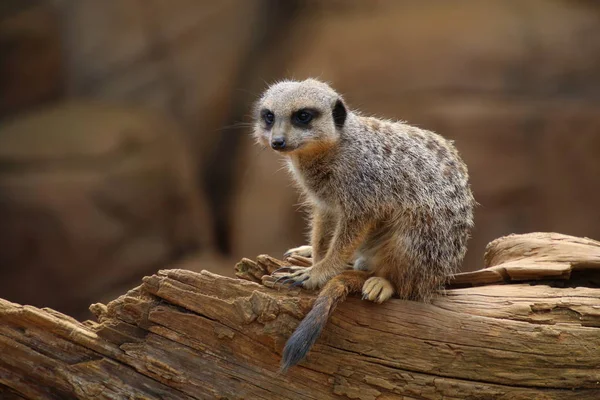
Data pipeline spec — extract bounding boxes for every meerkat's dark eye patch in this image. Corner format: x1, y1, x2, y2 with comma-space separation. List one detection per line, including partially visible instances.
292, 108, 320, 128
332, 99, 347, 128
261, 109, 275, 127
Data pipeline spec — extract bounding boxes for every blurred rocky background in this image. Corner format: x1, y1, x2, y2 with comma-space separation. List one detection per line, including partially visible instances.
1, 0, 599, 319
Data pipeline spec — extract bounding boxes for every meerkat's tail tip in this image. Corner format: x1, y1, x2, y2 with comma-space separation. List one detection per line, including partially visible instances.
279, 270, 369, 372
280, 295, 330, 372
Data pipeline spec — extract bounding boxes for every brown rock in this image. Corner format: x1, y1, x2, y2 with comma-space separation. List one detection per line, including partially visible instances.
0, 0, 63, 117
0, 102, 209, 318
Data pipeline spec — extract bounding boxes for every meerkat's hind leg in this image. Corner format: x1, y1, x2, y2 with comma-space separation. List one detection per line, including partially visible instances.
283, 245, 313, 258
356, 225, 395, 303
362, 277, 394, 303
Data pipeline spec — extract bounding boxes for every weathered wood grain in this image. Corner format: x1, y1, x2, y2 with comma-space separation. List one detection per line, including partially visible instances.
451, 232, 600, 286
1, 233, 600, 399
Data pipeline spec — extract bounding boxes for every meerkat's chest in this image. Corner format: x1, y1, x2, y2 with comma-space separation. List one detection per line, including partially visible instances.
287, 158, 337, 204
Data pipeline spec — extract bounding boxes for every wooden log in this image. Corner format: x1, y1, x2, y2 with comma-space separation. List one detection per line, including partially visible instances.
1, 232, 600, 399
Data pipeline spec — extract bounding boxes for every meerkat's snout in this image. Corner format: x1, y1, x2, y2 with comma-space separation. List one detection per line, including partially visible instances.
271, 136, 286, 150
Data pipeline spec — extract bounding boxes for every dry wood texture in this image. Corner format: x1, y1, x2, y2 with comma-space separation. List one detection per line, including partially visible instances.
1, 232, 600, 399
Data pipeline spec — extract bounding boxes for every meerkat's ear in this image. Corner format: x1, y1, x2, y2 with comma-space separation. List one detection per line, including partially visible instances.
332, 99, 347, 128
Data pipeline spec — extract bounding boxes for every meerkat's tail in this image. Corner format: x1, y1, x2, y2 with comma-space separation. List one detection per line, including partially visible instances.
280, 270, 369, 372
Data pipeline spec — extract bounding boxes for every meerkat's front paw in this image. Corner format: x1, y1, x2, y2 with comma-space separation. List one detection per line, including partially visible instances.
362, 277, 394, 303
266, 265, 330, 290
283, 245, 313, 259
300, 268, 330, 290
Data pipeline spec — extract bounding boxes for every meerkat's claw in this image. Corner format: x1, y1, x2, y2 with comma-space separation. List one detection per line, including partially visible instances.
272, 266, 293, 275
290, 279, 308, 288
280, 278, 303, 288
272, 271, 300, 285
271, 274, 288, 289
272, 265, 306, 275
362, 277, 394, 304
270, 266, 316, 289
268, 266, 313, 290
284, 245, 313, 259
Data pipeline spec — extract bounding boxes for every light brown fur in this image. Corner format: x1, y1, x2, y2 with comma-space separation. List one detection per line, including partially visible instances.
253, 78, 475, 370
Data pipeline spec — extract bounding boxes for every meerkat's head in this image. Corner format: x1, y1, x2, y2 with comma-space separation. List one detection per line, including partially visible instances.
253, 79, 347, 154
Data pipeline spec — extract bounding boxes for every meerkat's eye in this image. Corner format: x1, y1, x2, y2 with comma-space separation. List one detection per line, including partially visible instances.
294, 109, 314, 125
261, 110, 275, 126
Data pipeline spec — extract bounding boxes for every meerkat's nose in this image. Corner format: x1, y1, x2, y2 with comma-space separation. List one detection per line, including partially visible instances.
271, 137, 286, 150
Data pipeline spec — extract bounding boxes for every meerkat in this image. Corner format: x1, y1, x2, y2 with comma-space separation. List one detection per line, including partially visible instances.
252, 78, 475, 372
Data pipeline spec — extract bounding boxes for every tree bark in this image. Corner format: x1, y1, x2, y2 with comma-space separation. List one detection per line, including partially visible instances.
1, 232, 600, 399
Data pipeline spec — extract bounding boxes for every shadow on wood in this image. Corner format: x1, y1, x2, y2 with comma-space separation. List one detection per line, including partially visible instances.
1, 232, 600, 399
